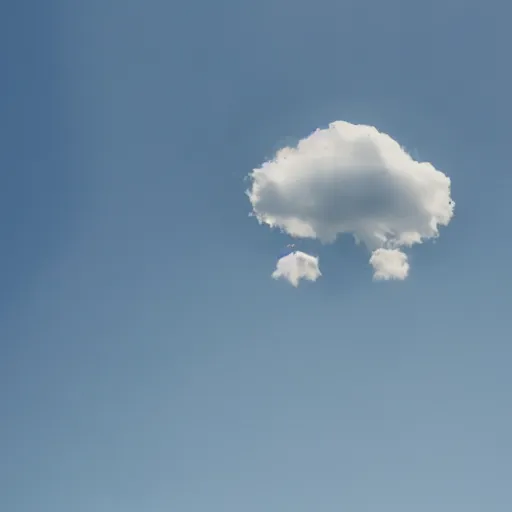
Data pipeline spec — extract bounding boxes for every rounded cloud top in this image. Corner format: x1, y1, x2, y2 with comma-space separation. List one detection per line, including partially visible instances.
247, 121, 454, 250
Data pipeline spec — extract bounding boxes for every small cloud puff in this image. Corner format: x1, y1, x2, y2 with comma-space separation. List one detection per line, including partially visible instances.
272, 251, 321, 287
247, 121, 454, 282
370, 248, 409, 281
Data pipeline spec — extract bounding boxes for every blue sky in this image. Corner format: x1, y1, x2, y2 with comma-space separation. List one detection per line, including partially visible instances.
2, 1, 511, 511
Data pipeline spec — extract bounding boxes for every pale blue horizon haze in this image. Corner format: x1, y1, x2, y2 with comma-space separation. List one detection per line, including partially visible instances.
2, 1, 511, 511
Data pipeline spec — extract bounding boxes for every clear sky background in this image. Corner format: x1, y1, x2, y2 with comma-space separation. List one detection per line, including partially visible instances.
2, 1, 511, 511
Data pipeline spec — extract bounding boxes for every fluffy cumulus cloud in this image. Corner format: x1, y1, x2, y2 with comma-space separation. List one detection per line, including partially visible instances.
272, 251, 321, 287
247, 121, 454, 283
370, 248, 409, 281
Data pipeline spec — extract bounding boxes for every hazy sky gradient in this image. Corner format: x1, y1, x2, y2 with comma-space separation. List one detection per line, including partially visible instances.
2, 1, 511, 511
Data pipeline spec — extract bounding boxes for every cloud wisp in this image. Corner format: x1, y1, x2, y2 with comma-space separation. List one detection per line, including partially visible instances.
247, 121, 454, 284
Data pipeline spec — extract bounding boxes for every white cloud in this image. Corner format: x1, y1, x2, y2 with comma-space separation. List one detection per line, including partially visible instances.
370, 248, 409, 280
272, 251, 321, 287
247, 121, 454, 281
